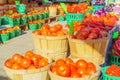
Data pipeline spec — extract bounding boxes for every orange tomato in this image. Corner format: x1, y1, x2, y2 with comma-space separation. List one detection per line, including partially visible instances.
76, 59, 88, 69
65, 58, 73, 65
21, 58, 31, 69
49, 27, 58, 33
31, 54, 40, 67
50, 64, 58, 75
5, 59, 14, 68
56, 59, 66, 66
12, 53, 23, 63
77, 68, 87, 77
41, 29, 48, 36
71, 72, 82, 78
28, 65, 37, 70
55, 24, 62, 30
38, 58, 48, 68
12, 63, 22, 70
24, 50, 34, 60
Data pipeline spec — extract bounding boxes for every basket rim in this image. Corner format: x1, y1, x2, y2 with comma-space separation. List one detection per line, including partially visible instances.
32, 33, 68, 40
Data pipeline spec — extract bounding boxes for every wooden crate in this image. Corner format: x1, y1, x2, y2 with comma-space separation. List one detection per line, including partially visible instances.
32, 34, 68, 61
4, 64, 50, 80
68, 34, 110, 65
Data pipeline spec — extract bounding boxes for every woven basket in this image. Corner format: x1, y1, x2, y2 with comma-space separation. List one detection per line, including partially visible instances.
49, 59, 101, 80
32, 34, 68, 61
48, 7, 57, 17
4, 64, 50, 80
68, 34, 110, 65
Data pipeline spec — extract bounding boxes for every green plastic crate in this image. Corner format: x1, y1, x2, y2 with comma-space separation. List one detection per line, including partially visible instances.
29, 24, 37, 31
8, 17, 14, 27
9, 31, 15, 39
0, 33, 9, 42
66, 13, 85, 24
16, 4, 26, 14
14, 29, 21, 36
102, 66, 120, 80
93, 5, 104, 13
46, 12, 49, 18
27, 16, 32, 22
14, 18, 20, 26
58, 16, 65, 21
32, 14, 38, 21
38, 14, 42, 20
1, 16, 9, 25
37, 23, 42, 29
21, 17, 27, 25
110, 53, 120, 66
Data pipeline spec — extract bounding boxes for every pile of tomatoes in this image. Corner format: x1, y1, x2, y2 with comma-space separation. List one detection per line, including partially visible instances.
50, 58, 96, 78
33, 24, 68, 36
67, 3, 93, 13
29, 20, 45, 24
106, 64, 120, 77
5, 51, 49, 70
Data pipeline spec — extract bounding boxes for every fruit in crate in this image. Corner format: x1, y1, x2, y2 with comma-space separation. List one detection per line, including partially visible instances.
9, 13, 21, 18
4, 50, 49, 70
33, 24, 68, 36
50, 58, 96, 78
106, 64, 120, 77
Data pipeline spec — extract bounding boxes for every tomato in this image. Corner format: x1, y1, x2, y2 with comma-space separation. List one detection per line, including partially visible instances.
50, 64, 58, 75
55, 24, 62, 30
61, 29, 68, 35
12, 53, 23, 63
32, 30, 41, 35
24, 50, 34, 60
31, 55, 40, 67
56, 59, 66, 66
65, 58, 73, 65
57, 64, 71, 77
71, 72, 82, 78
87, 62, 96, 73
28, 65, 36, 70
57, 31, 65, 36
12, 63, 22, 70
41, 29, 48, 36
38, 58, 48, 68
76, 59, 88, 68
77, 68, 87, 77
49, 27, 58, 33
21, 58, 31, 69
70, 64, 77, 73
41, 24, 50, 30
65, 24, 70, 29
5, 59, 14, 68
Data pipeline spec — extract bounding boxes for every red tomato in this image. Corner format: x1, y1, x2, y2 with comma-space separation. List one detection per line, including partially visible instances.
70, 64, 77, 73
71, 72, 82, 78
38, 58, 48, 68
56, 59, 66, 66
76, 59, 88, 68
57, 64, 71, 77
5, 59, 14, 68
21, 58, 31, 69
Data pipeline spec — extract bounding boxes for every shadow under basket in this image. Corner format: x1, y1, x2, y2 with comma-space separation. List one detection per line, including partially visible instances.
4, 64, 50, 80
32, 34, 68, 61
68, 34, 110, 65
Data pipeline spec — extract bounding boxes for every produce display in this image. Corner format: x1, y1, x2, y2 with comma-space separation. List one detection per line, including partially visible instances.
4, 50, 49, 70
50, 58, 96, 78
33, 24, 68, 36
67, 3, 93, 13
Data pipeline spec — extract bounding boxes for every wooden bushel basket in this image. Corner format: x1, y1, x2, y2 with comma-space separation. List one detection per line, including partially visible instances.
4, 64, 50, 80
68, 34, 110, 65
32, 34, 68, 61
49, 59, 101, 80
48, 7, 57, 17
